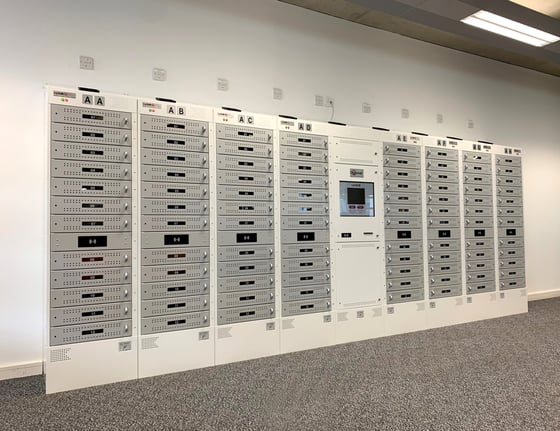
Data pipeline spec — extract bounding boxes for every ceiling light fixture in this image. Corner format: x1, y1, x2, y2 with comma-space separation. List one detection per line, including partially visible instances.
461, 10, 560, 47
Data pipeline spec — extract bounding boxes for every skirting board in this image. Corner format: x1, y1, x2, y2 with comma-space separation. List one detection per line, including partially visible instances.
528, 289, 560, 302
0, 362, 43, 381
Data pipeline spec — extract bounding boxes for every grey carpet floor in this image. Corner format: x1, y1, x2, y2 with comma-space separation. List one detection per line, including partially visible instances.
1, 298, 559, 431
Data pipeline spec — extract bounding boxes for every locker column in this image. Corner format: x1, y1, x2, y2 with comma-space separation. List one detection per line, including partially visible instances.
46, 87, 137, 393
138, 100, 213, 377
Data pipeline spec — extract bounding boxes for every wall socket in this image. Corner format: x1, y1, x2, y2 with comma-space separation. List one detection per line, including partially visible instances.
362, 102, 372, 114
315, 95, 324, 107
401, 108, 410, 119
437, 113, 444, 124
79, 56, 94, 71
152, 68, 167, 82
273, 87, 283, 100
468, 119, 475, 129
325, 97, 334, 107
217, 78, 229, 92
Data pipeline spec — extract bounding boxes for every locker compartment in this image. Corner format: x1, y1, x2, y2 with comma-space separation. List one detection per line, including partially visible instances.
429, 285, 462, 298
281, 159, 328, 177
282, 299, 331, 316
497, 196, 523, 207
217, 154, 273, 173
427, 193, 460, 205
386, 277, 423, 291
496, 176, 523, 187
142, 263, 208, 283
141, 312, 208, 335
384, 179, 422, 193
427, 205, 460, 217
281, 173, 328, 190
498, 216, 524, 227
50, 319, 131, 346
217, 138, 272, 158
385, 204, 423, 217
497, 186, 523, 197
383, 167, 422, 181
427, 228, 461, 241
51, 249, 131, 270
498, 237, 524, 248
217, 289, 274, 309
52, 104, 132, 129
466, 260, 494, 272
217, 259, 274, 277
384, 228, 423, 242
281, 229, 330, 245
281, 145, 328, 163
426, 171, 459, 183
467, 282, 495, 294
498, 247, 524, 258
282, 216, 329, 230
382, 142, 421, 157
51, 232, 131, 252
51, 266, 131, 289
52, 159, 130, 180
463, 173, 492, 185
281, 202, 329, 217
462, 151, 492, 164
496, 166, 522, 177
218, 274, 274, 293
497, 206, 523, 217
218, 216, 273, 231
427, 217, 460, 228
51, 123, 130, 146
462, 162, 492, 175
429, 273, 462, 287
219, 244, 274, 261
141, 131, 207, 152
384, 192, 422, 205
499, 257, 525, 269
464, 183, 493, 196
52, 141, 131, 163
386, 264, 423, 278
385, 216, 422, 229
282, 270, 330, 288
142, 215, 208, 232
51, 197, 131, 215
498, 226, 524, 239
282, 285, 330, 302
142, 279, 209, 300
141, 165, 208, 184
465, 237, 495, 249
217, 304, 275, 325
499, 278, 526, 290
466, 270, 495, 283
464, 216, 494, 228
140, 115, 208, 137
383, 155, 422, 169
142, 182, 208, 200
281, 242, 330, 259
141, 199, 208, 216
51, 215, 131, 233
496, 155, 521, 167
464, 195, 493, 206
427, 250, 461, 264
499, 268, 525, 281
386, 240, 423, 254
281, 188, 329, 203
465, 250, 494, 262
51, 178, 131, 198
50, 302, 131, 327
280, 131, 328, 149
425, 147, 458, 161
465, 205, 493, 217
464, 227, 494, 240
386, 252, 423, 267
427, 239, 461, 251
51, 284, 131, 308
141, 231, 209, 249
282, 256, 330, 273
428, 262, 462, 275
217, 230, 274, 247
217, 169, 273, 187
426, 181, 459, 195
218, 201, 273, 216
218, 185, 273, 202
142, 246, 209, 266
142, 148, 207, 168
387, 288, 424, 304
216, 123, 272, 144
426, 159, 459, 172
141, 295, 209, 317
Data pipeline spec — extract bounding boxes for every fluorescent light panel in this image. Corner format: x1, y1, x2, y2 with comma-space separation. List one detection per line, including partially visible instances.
461, 10, 560, 47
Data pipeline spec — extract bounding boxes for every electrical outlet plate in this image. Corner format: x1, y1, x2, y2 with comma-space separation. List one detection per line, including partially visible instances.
79, 56, 94, 71
401, 108, 410, 119
437, 113, 443, 124
152, 68, 167, 82
468, 119, 475, 128
325, 96, 334, 107
217, 78, 229, 92
315, 95, 324, 107
273, 87, 283, 100
362, 102, 371, 114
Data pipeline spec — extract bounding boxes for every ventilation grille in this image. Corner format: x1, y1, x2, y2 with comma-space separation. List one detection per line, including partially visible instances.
50, 347, 71, 362
141, 337, 159, 350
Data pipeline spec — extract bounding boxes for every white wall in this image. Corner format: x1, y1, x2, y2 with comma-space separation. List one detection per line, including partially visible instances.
1, 0, 559, 370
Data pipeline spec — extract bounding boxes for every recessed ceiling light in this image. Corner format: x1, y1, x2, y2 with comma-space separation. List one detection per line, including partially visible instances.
461, 10, 560, 47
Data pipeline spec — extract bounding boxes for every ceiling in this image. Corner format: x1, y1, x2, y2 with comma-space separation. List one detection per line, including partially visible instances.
278, 0, 560, 77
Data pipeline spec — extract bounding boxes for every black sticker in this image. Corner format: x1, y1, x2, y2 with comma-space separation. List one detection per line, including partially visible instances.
164, 234, 189, 245
438, 230, 451, 238
237, 233, 257, 243
78, 235, 107, 248
297, 232, 315, 241
474, 229, 486, 237
341, 233, 352, 238
506, 229, 517, 236
397, 230, 411, 239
